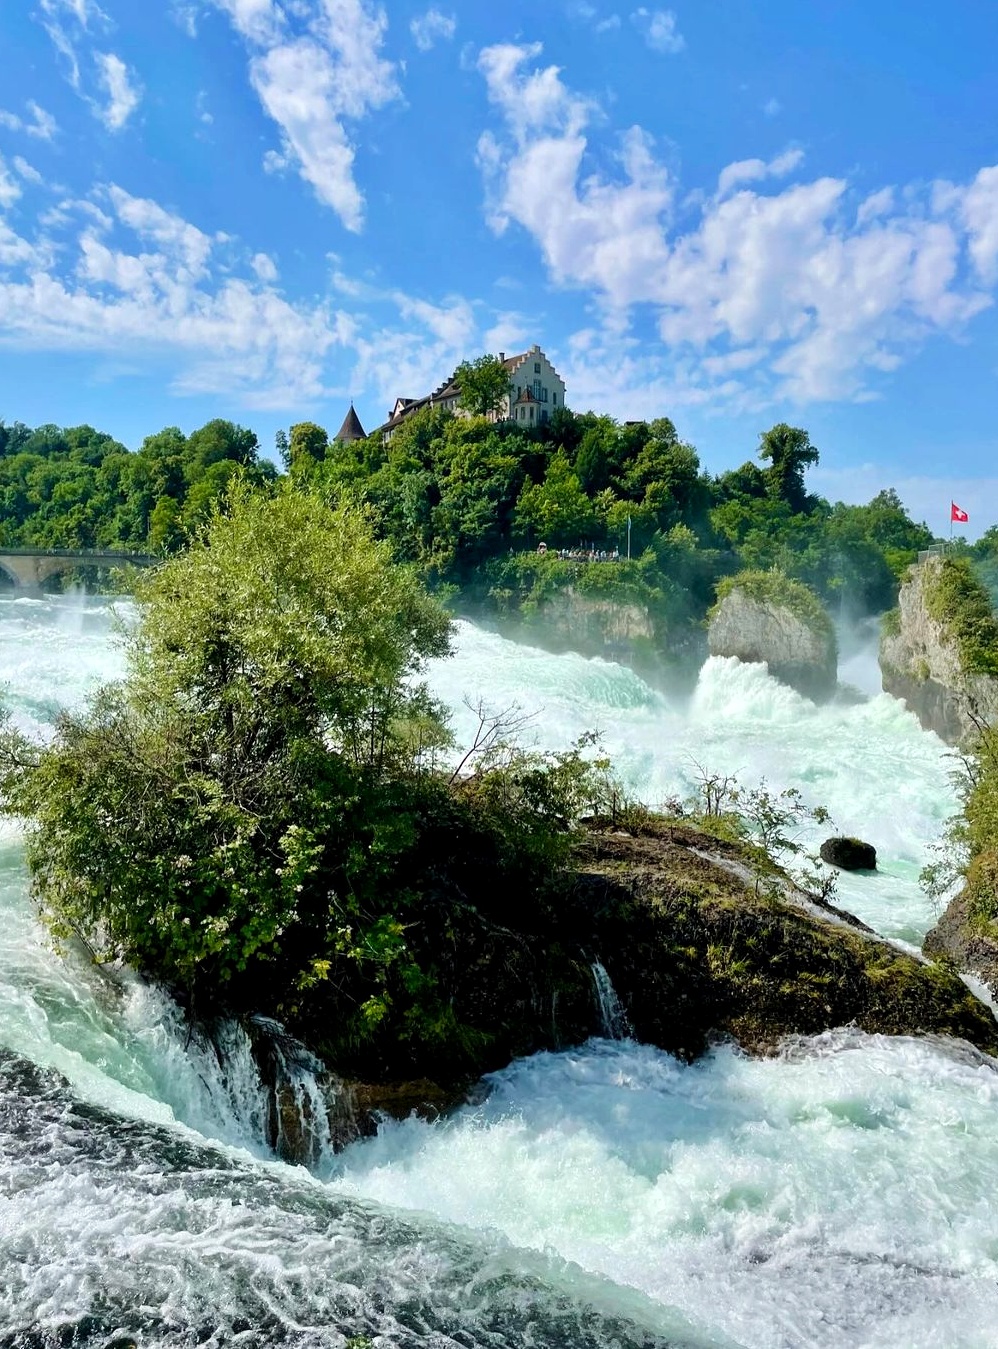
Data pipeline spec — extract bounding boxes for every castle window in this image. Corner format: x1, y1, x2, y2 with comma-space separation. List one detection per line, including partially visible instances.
533, 378, 542, 399
552, 392, 557, 405
534, 362, 541, 373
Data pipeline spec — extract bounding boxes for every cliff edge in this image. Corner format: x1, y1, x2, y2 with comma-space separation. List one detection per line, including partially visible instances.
879, 554, 998, 745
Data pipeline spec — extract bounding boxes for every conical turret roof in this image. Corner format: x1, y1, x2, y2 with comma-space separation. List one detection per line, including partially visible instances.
335, 403, 367, 443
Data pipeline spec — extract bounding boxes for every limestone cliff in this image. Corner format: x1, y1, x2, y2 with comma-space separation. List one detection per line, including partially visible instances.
707, 570, 837, 700
879, 554, 998, 744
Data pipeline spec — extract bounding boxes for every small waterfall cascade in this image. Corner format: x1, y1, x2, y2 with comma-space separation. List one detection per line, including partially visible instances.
590, 960, 632, 1040
248, 1015, 358, 1168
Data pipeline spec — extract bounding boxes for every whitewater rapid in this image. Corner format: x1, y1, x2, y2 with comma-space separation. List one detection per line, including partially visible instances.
2, 596, 997, 1349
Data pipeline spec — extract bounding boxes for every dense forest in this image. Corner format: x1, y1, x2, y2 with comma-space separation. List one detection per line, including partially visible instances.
0, 417, 276, 555
2, 399, 996, 649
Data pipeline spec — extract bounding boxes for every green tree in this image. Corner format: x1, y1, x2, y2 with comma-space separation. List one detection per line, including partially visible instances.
0, 482, 453, 1001
288, 421, 330, 473
758, 424, 820, 513
454, 354, 511, 417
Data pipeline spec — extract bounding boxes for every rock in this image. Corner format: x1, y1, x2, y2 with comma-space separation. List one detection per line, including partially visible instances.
820, 836, 877, 871
290, 817, 998, 1137
924, 885, 998, 1002
571, 820, 998, 1060
708, 570, 837, 701
880, 553, 998, 745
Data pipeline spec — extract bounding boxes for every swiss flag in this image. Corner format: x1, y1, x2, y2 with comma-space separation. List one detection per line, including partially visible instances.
951, 502, 969, 524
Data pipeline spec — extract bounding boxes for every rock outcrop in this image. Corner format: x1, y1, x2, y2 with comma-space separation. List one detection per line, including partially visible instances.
708, 570, 837, 700
880, 554, 998, 744
268, 817, 998, 1158
820, 836, 877, 871
923, 888, 998, 1002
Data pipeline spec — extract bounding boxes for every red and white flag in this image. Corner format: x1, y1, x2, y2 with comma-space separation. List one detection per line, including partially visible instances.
951, 502, 969, 524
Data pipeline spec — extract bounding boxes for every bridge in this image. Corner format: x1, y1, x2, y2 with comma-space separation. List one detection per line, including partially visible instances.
0, 548, 159, 591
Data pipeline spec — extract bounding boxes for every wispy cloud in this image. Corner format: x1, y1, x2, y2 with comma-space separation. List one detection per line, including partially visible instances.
38, 0, 142, 132
630, 7, 685, 54
0, 180, 508, 413
0, 101, 59, 141
410, 8, 456, 52
208, 0, 398, 232
94, 53, 142, 131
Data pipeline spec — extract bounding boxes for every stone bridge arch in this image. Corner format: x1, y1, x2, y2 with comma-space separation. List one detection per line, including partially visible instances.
0, 550, 159, 591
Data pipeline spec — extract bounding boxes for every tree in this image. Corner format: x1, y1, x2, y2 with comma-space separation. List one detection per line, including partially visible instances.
0, 481, 453, 1002
288, 421, 330, 472
454, 354, 511, 418
758, 424, 819, 513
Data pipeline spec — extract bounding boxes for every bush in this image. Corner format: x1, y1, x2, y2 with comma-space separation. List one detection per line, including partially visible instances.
924, 557, 998, 677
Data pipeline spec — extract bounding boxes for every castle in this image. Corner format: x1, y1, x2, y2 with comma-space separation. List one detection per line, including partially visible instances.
333, 346, 567, 443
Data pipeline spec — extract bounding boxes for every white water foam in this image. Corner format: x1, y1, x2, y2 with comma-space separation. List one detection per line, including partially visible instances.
427, 621, 959, 941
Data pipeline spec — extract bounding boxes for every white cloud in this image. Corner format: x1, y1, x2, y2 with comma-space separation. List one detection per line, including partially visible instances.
595, 14, 622, 32
210, 0, 285, 43
0, 101, 59, 140
251, 250, 279, 281
763, 97, 781, 118
211, 0, 398, 231
410, 8, 456, 51
94, 53, 142, 131
0, 180, 513, 414
0, 186, 344, 406
630, 7, 685, 54
960, 165, 998, 284
12, 157, 44, 186
477, 42, 998, 407
0, 156, 22, 210
717, 147, 804, 197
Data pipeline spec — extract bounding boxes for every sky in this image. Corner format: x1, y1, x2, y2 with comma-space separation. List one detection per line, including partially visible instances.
1, 0, 997, 535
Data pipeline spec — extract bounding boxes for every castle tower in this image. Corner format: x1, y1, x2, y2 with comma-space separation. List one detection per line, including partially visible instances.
335, 403, 367, 443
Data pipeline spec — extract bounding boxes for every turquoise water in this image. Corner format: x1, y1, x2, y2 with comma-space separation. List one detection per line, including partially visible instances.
1, 596, 995, 1349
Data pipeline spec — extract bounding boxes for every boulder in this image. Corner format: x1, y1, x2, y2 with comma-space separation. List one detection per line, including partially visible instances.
820, 836, 877, 871
880, 554, 998, 745
708, 571, 837, 701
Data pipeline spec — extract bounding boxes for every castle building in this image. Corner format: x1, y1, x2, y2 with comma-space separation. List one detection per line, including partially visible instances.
375, 345, 566, 440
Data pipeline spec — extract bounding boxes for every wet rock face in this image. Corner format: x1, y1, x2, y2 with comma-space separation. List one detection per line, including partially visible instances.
924, 889, 998, 1002
820, 837, 877, 871
880, 556, 998, 745
708, 589, 837, 701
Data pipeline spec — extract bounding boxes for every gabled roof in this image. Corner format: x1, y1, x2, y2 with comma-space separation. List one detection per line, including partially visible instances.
335, 404, 367, 443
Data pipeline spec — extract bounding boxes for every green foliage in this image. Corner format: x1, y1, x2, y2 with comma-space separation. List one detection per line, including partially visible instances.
924, 557, 998, 677
712, 568, 835, 645
0, 482, 639, 1075
453, 353, 511, 417
0, 415, 276, 561
0, 483, 453, 1002
758, 424, 819, 513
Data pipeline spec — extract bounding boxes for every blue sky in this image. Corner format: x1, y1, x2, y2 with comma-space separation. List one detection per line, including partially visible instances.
1, 0, 997, 534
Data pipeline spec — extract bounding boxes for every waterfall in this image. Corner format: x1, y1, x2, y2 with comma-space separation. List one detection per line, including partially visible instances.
249, 1015, 359, 1167
590, 960, 632, 1039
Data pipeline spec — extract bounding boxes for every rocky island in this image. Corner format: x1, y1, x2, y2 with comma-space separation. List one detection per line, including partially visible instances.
707, 569, 838, 700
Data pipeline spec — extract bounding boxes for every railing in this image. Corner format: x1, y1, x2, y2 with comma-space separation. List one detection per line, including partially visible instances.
917, 543, 948, 563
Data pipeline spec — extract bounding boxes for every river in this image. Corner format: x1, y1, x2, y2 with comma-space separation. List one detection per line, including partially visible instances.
2, 595, 998, 1349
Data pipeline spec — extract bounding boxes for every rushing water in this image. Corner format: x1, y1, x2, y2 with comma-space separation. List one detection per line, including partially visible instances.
2, 596, 998, 1349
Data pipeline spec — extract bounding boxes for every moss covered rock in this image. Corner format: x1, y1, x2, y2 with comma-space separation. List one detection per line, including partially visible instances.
708, 570, 837, 701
